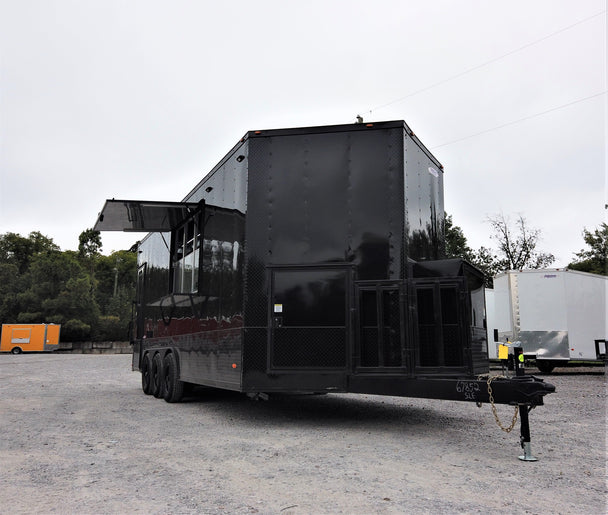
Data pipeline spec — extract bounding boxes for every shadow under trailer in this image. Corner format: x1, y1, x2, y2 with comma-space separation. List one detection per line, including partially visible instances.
94, 120, 555, 460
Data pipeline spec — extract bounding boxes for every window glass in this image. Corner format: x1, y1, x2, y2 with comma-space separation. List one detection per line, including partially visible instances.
173, 217, 200, 293
272, 269, 346, 327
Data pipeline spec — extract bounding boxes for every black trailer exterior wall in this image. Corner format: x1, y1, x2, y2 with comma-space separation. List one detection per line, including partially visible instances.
95, 121, 553, 410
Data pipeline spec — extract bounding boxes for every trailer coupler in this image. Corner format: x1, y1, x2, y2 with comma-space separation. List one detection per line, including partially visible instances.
484, 374, 556, 406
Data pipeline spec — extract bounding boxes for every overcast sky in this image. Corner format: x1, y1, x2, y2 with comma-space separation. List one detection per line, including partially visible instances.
1, 0, 606, 267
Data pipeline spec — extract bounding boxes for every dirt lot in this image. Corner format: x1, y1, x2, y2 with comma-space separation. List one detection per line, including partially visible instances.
0, 354, 605, 514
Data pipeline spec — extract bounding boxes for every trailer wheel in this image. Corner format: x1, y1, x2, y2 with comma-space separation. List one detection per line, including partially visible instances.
163, 352, 184, 403
141, 353, 153, 395
151, 353, 164, 398
536, 360, 556, 374
11, 347, 22, 354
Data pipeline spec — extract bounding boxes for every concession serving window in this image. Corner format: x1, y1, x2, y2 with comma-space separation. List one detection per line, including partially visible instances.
93, 199, 202, 232
94, 198, 205, 296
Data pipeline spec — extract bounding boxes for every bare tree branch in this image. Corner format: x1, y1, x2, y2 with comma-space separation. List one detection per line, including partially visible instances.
485, 213, 554, 272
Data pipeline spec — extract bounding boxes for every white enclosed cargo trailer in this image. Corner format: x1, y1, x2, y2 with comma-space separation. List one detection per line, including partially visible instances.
489, 269, 607, 373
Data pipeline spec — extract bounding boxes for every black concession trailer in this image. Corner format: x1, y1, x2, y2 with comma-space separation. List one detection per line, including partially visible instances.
94, 120, 554, 459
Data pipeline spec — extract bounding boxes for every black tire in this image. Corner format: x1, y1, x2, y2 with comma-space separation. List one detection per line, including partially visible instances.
11, 347, 22, 354
151, 353, 164, 398
163, 352, 184, 403
536, 360, 556, 374
141, 353, 153, 395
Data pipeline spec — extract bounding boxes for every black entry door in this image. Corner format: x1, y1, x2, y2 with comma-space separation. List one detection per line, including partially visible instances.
269, 266, 351, 370
133, 262, 147, 370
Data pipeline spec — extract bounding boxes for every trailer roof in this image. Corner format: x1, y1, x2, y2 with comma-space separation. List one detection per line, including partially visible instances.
246, 120, 443, 169
94, 199, 201, 232
246, 119, 406, 138
494, 268, 608, 281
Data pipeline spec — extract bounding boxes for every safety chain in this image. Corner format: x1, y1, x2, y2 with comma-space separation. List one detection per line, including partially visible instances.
479, 375, 519, 433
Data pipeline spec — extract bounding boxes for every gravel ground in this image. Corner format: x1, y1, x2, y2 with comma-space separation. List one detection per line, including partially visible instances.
0, 354, 605, 514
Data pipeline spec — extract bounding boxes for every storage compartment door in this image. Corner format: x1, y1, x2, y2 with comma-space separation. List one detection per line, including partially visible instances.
412, 278, 468, 372
356, 283, 405, 370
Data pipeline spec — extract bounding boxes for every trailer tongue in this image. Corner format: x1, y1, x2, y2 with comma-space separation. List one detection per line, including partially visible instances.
94, 120, 555, 459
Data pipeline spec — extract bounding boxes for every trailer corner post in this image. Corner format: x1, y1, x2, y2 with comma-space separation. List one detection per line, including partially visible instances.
518, 404, 538, 461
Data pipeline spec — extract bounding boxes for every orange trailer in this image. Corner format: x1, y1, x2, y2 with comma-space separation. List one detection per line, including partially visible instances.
0, 324, 61, 354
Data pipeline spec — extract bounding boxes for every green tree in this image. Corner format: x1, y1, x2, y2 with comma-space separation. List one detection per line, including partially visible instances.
444, 214, 474, 261
94, 250, 137, 320
13, 250, 99, 340
42, 275, 99, 329
62, 319, 92, 341
78, 228, 102, 280
97, 315, 128, 341
443, 214, 494, 286
470, 246, 502, 287
0, 263, 22, 321
0, 231, 59, 274
78, 229, 102, 259
26, 251, 84, 301
0, 230, 139, 341
568, 223, 607, 275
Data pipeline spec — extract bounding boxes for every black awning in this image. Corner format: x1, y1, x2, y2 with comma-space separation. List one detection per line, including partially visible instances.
93, 199, 201, 232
